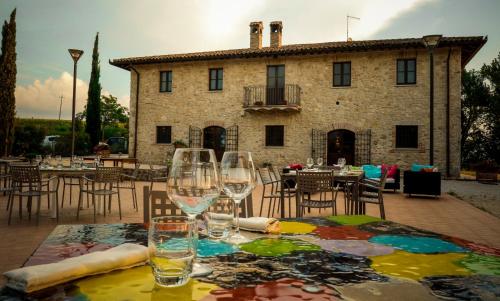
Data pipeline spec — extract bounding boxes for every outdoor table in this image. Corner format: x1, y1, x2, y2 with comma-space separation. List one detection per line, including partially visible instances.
40, 166, 96, 218
1, 216, 499, 300
83, 155, 137, 167
280, 170, 364, 218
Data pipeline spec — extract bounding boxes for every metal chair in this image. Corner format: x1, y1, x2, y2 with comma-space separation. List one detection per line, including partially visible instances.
143, 186, 184, 223
357, 169, 389, 219
148, 164, 169, 191
77, 166, 122, 222
60, 175, 80, 208
8, 164, 59, 225
271, 166, 296, 218
257, 168, 280, 217
116, 163, 140, 211
296, 170, 338, 217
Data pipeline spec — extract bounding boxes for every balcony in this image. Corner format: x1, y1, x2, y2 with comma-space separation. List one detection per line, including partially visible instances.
243, 84, 301, 113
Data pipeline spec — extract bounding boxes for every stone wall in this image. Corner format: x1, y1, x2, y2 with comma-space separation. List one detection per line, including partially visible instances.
127, 47, 462, 177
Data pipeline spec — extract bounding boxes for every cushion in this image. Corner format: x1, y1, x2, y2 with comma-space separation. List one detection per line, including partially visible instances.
368, 177, 395, 184
411, 163, 433, 172
421, 168, 434, 173
362, 165, 381, 178
381, 164, 398, 178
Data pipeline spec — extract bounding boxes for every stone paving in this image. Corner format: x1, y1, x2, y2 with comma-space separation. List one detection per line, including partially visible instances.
442, 179, 500, 218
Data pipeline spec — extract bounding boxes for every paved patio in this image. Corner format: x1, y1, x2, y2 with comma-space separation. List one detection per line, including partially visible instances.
0, 181, 499, 286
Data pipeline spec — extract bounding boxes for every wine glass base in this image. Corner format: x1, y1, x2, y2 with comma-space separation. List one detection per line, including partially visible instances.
224, 233, 251, 245
191, 262, 213, 277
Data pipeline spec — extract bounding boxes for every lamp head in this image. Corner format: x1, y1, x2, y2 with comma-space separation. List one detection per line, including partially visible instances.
68, 49, 84, 62
422, 35, 442, 49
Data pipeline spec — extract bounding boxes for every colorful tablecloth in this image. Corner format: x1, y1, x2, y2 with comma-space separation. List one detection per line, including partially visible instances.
1, 216, 499, 300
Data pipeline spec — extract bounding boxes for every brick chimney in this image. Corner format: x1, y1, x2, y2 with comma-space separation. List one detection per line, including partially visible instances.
270, 21, 283, 48
249, 21, 263, 49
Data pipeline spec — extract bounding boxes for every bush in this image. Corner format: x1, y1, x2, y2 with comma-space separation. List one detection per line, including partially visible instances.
102, 125, 128, 140
472, 160, 499, 173
12, 124, 46, 156
54, 131, 91, 156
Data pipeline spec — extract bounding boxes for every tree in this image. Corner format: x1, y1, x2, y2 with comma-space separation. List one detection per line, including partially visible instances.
481, 53, 500, 164
461, 69, 490, 165
101, 94, 129, 127
0, 9, 17, 156
85, 32, 102, 147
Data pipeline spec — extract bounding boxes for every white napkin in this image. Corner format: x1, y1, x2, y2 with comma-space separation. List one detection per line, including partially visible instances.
3, 243, 149, 293
238, 217, 280, 234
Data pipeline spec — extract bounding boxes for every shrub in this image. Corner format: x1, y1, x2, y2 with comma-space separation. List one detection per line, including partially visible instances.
54, 131, 91, 156
12, 124, 46, 156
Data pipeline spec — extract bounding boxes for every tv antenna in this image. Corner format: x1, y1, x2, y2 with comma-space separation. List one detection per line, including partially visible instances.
347, 15, 360, 41
58, 95, 64, 120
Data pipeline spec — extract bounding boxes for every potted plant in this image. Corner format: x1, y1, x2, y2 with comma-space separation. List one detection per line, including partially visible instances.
473, 160, 499, 184
93, 142, 111, 158
173, 139, 188, 149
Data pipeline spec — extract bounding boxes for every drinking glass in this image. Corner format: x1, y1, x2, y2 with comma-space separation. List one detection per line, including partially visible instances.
316, 157, 324, 168
55, 155, 62, 168
220, 151, 256, 244
338, 158, 346, 174
148, 216, 196, 287
167, 148, 220, 273
204, 198, 234, 240
306, 157, 314, 169
45, 155, 53, 167
35, 155, 42, 166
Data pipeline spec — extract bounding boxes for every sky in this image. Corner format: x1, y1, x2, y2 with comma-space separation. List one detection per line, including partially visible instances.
0, 0, 499, 119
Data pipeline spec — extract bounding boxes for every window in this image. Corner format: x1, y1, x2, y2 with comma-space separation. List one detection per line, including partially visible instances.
156, 126, 172, 144
209, 68, 223, 91
333, 62, 351, 86
397, 59, 416, 85
160, 71, 172, 92
396, 125, 418, 148
265, 125, 284, 147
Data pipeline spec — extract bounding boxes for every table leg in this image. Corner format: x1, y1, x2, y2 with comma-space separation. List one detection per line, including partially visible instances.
50, 176, 58, 219
280, 179, 285, 218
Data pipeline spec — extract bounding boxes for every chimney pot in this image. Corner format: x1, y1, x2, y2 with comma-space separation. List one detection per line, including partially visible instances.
249, 21, 263, 49
270, 21, 283, 48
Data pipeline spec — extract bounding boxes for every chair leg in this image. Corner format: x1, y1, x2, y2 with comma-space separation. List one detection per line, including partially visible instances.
77, 191, 82, 220
92, 194, 96, 223
61, 180, 66, 208
8, 192, 14, 225
118, 188, 122, 220
259, 186, 266, 217
36, 195, 41, 225
380, 197, 386, 220
69, 180, 73, 205
55, 188, 59, 223
18, 194, 22, 219
132, 187, 138, 212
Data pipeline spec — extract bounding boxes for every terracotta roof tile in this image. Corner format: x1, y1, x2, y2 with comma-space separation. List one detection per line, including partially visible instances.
110, 36, 486, 70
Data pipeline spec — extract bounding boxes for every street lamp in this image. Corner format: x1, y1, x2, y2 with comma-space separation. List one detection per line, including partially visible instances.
68, 49, 84, 157
422, 34, 442, 165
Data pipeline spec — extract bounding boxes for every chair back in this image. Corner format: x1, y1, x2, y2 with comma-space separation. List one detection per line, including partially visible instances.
271, 166, 282, 182
143, 186, 184, 223
378, 168, 389, 189
9, 164, 41, 184
297, 170, 334, 193
95, 166, 121, 183
258, 168, 274, 185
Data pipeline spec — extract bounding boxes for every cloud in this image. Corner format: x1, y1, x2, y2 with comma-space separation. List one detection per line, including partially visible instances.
15, 72, 128, 119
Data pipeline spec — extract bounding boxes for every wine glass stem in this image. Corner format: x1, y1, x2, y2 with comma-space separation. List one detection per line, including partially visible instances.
187, 214, 198, 259
234, 198, 242, 236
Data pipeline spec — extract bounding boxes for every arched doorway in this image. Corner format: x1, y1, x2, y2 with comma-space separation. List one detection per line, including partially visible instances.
203, 126, 226, 161
327, 129, 355, 166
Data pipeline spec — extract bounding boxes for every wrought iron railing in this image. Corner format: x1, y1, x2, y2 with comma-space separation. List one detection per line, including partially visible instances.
244, 84, 301, 107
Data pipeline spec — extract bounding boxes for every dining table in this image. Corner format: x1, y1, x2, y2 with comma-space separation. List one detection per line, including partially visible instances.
280, 169, 365, 218
39, 166, 96, 218
1, 216, 499, 300
83, 155, 137, 167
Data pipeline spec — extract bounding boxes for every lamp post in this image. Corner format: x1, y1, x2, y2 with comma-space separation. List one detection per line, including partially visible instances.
68, 49, 84, 157
422, 35, 442, 165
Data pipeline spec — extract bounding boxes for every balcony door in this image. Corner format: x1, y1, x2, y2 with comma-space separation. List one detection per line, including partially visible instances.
203, 126, 226, 161
267, 65, 285, 105
327, 129, 355, 166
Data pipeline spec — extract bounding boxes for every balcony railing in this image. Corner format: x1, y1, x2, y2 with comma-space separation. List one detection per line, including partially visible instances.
243, 84, 301, 112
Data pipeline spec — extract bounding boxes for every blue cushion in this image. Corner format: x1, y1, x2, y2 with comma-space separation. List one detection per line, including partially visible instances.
362, 165, 381, 178
411, 164, 433, 172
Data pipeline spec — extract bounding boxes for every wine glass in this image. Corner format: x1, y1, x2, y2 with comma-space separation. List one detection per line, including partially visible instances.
338, 158, 346, 174
306, 157, 314, 169
220, 151, 256, 244
316, 157, 324, 168
167, 148, 221, 273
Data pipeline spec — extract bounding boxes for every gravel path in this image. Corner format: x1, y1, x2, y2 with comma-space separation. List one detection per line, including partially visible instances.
442, 180, 500, 218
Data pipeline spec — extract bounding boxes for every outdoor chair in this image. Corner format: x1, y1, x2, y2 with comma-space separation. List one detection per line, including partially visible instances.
296, 170, 338, 217
143, 186, 184, 223
270, 166, 296, 218
61, 175, 80, 208
77, 166, 122, 222
357, 168, 389, 219
257, 168, 280, 217
116, 163, 140, 211
7, 164, 59, 225
148, 163, 169, 191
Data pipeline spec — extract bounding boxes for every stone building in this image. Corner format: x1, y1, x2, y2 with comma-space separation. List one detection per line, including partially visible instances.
110, 21, 486, 177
